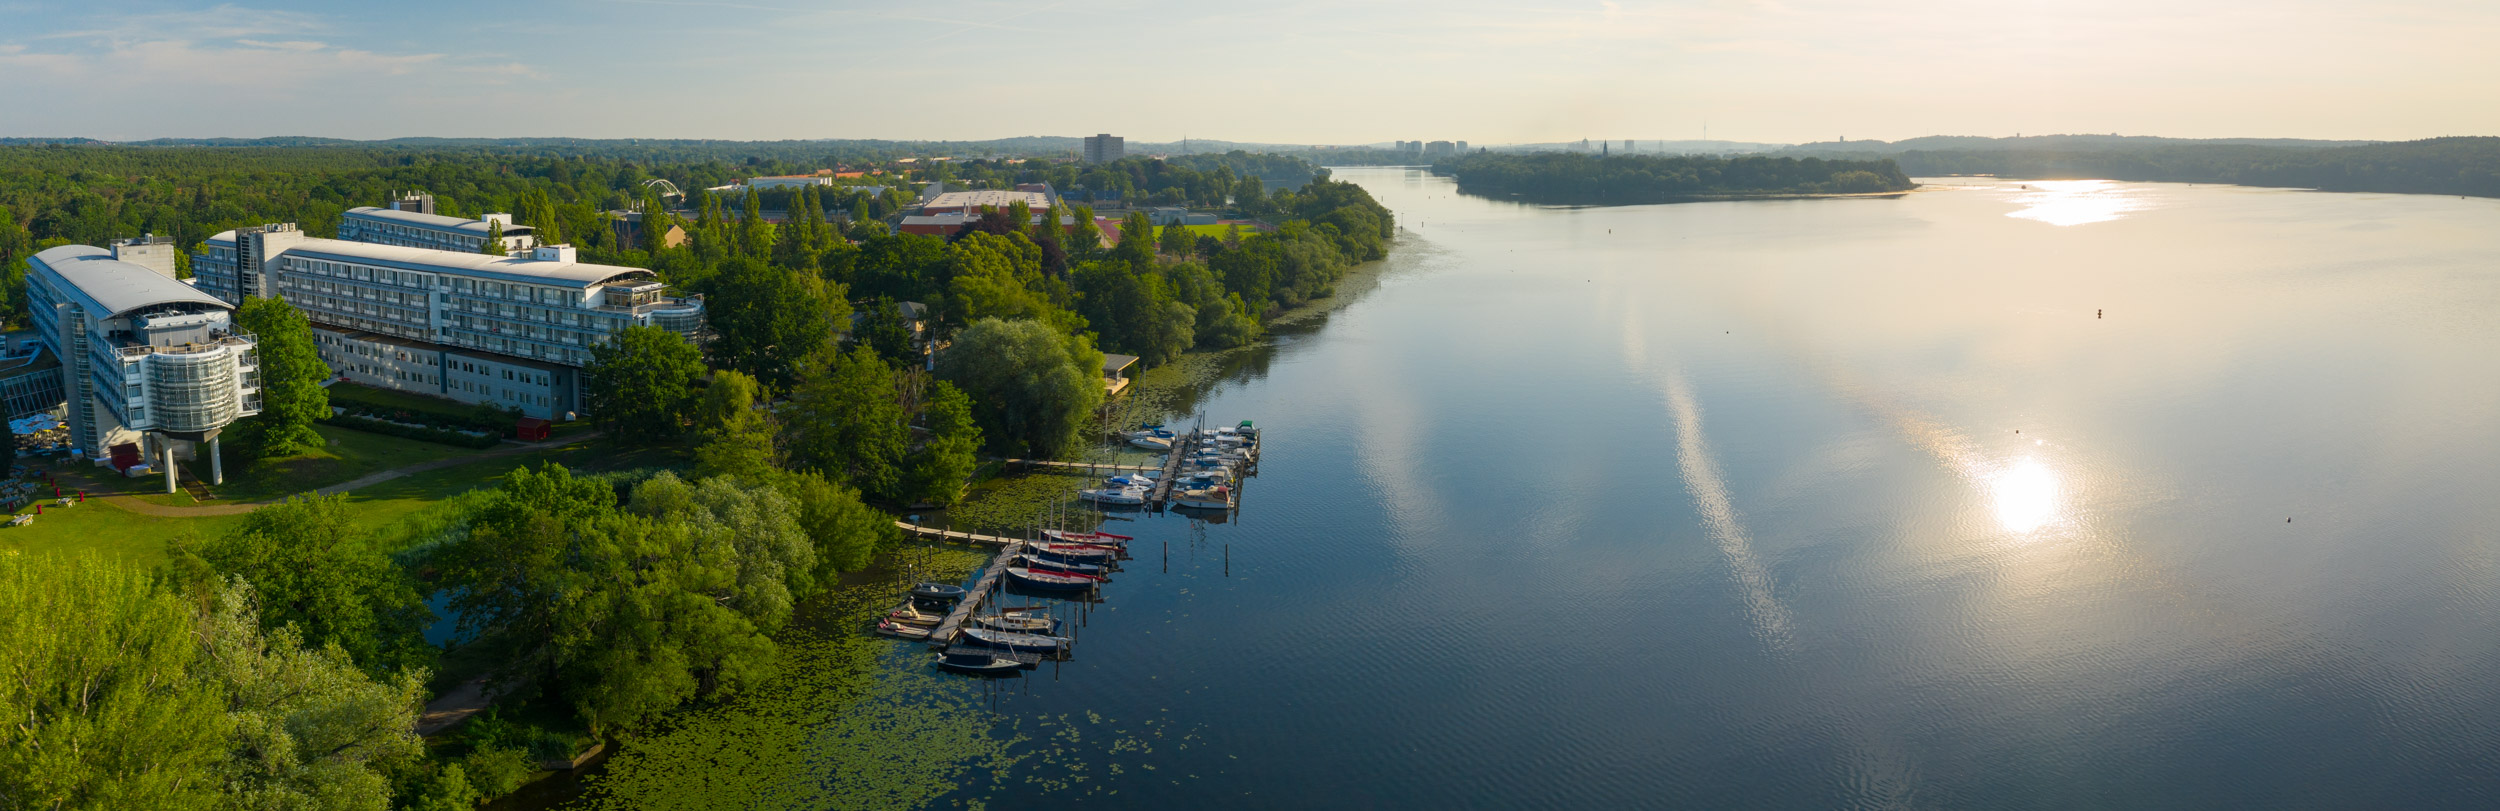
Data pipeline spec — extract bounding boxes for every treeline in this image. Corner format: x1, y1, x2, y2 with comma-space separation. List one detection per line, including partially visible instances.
906, 151, 1321, 209
1885, 137, 2500, 198
1430, 152, 1917, 204
630, 170, 1390, 457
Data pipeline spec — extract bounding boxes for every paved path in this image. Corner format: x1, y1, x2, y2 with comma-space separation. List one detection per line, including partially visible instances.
416, 675, 525, 737
78, 432, 600, 518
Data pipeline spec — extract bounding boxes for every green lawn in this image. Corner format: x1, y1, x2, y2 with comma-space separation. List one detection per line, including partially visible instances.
1183, 223, 1264, 238
2, 436, 688, 565
136, 424, 492, 506
0, 500, 250, 563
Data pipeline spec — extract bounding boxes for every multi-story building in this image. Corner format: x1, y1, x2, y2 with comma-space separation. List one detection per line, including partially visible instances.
337, 206, 537, 255
194, 231, 704, 419
1083, 133, 1125, 164
24, 245, 260, 492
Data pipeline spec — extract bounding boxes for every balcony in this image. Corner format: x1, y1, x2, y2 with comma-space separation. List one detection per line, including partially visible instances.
117, 333, 256, 358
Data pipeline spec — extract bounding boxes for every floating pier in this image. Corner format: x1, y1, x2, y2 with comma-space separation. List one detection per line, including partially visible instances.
892, 521, 1017, 547
1005, 459, 1162, 474
924, 539, 1024, 648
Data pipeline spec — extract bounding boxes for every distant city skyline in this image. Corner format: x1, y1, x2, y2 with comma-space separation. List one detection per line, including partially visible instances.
4, 0, 2495, 144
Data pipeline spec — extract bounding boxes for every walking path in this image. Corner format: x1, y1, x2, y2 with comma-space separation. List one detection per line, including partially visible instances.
73, 432, 599, 518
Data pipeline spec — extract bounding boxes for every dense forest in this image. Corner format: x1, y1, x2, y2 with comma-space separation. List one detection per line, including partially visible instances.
1430, 152, 1917, 204
1879, 137, 2500, 198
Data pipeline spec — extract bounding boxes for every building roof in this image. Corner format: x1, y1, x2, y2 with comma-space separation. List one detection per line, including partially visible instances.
923, 190, 1052, 211
344, 206, 535, 237
30, 245, 231, 319
281, 238, 658, 289
1102, 353, 1139, 374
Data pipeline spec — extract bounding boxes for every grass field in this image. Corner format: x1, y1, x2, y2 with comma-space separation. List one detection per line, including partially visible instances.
1183, 222, 1266, 238
0, 434, 687, 565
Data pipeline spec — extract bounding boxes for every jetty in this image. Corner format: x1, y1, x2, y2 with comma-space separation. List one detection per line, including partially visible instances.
923, 538, 1024, 648
892, 520, 1016, 547
1006, 459, 1160, 474
1146, 430, 1197, 508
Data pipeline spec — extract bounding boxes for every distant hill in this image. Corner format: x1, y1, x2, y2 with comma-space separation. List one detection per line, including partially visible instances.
1781, 133, 2375, 155
1886, 136, 2500, 198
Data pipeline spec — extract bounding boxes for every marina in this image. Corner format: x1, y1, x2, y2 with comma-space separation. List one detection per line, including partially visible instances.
880, 420, 1263, 676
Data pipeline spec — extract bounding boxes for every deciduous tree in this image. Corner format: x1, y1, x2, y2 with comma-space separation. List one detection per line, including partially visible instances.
584, 325, 704, 440
232, 295, 328, 459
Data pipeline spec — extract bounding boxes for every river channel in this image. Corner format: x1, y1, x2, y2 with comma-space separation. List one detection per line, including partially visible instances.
562, 167, 2500, 809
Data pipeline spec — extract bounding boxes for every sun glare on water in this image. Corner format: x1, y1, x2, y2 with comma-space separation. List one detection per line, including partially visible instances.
2007, 179, 2149, 226
1989, 457, 2061, 533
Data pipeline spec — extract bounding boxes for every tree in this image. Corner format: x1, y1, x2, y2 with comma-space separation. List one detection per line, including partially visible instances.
852, 297, 918, 367
766, 469, 890, 578
171, 494, 432, 675
480, 219, 508, 256
627, 473, 819, 631
1113, 211, 1155, 263
0, 554, 230, 810
706, 257, 839, 389
584, 325, 705, 440
693, 369, 764, 435
691, 369, 778, 483
232, 296, 328, 459
906, 381, 981, 507
935, 318, 1104, 457
783, 345, 909, 501
1159, 221, 1194, 257
0, 556, 421, 811
199, 581, 425, 811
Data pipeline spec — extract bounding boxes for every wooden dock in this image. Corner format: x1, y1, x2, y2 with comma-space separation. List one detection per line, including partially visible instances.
1147, 430, 1196, 508
924, 539, 1023, 648
1005, 459, 1161, 474
892, 521, 1018, 547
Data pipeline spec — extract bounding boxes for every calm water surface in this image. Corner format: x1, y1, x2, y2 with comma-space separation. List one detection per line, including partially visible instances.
595, 170, 2500, 809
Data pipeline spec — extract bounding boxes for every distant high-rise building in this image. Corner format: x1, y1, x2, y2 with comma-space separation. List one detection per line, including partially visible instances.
1456, 141, 1468, 152
1083, 134, 1125, 163
1424, 141, 1456, 156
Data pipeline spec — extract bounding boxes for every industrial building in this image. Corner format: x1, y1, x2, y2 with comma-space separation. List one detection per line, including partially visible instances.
193, 224, 705, 419
24, 244, 261, 492
921, 189, 1054, 215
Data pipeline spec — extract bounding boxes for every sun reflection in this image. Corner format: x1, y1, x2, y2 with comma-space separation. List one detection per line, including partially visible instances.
2006, 179, 2149, 226
1989, 457, 2061, 533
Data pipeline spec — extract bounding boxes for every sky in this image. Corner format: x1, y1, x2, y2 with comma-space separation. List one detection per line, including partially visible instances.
3, 0, 2496, 144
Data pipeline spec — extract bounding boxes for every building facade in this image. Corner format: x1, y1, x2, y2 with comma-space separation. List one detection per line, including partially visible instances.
194, 232, 704, 419
1083, 133, 1125, 164
24, 245, 260, 490
337, 206, 537, 255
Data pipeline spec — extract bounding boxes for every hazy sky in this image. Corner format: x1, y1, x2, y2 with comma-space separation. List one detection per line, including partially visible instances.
4, 0, 2496, 144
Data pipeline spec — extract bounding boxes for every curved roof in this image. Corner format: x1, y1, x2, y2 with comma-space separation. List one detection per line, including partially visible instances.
30, 245, 231, 318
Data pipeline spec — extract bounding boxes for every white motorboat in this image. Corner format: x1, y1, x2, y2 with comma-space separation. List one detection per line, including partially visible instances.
1127, 436, 1174, 451
1079, 487, 1148, 506
1171, 487, 1233, 510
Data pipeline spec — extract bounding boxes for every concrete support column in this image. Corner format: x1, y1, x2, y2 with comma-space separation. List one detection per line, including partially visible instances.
210, 437, 224, 485
163, 442, 177, 495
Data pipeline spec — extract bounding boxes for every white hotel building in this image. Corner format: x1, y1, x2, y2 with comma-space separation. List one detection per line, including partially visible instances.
194, 223, 703, 419
25, 244, 260, 492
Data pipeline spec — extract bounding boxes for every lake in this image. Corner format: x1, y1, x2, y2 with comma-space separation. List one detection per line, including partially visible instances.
571, 169, 2500, 809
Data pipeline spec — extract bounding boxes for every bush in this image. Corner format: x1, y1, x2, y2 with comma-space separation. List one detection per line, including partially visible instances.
325, 385, 517, 434
322, 413, 502, 448
458, 746, 536, 797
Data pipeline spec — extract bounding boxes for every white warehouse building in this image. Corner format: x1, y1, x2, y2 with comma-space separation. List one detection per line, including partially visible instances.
25, 244, 261, 492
